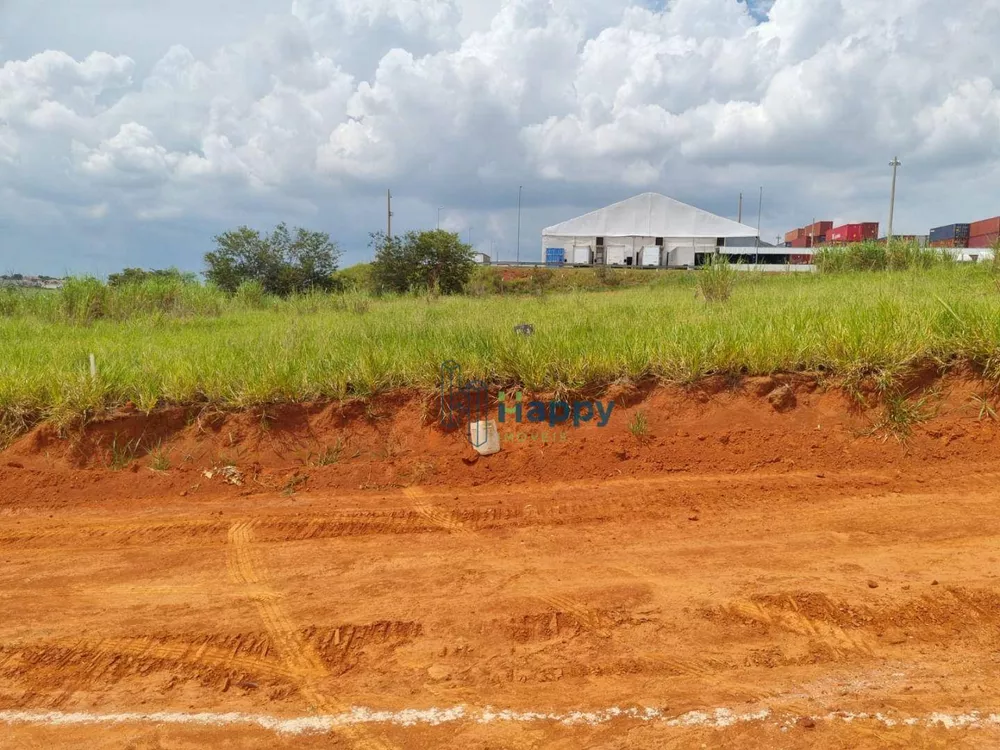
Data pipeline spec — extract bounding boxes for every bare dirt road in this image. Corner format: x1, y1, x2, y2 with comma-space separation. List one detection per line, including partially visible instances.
1, 376, 999, 748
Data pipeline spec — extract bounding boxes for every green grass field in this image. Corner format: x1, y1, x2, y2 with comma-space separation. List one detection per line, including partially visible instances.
3, 265, 1000, 432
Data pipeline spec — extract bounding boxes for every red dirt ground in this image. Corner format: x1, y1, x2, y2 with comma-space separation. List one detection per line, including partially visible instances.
2, 373, 1000, 747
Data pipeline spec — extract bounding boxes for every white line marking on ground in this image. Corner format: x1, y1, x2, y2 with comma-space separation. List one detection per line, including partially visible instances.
0, 707, 998, 735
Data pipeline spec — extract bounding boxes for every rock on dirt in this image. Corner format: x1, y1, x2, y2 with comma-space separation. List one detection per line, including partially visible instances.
797, 717, 817, 730
427, 665, 452, 681
767, 385, 797, 413
867, 580, 879, 589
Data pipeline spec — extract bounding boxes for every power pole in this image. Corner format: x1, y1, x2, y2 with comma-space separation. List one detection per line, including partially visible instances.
437, 207, 442, 230
468, 227, 472, 247
738, 192, 743, 224
888, 156, 901, 243
516, 185, 522, 264
755, 186, 763, 263
387, 189, 393, 239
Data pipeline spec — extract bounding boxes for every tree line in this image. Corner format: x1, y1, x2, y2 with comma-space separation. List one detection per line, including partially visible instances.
111, 224, 477, 297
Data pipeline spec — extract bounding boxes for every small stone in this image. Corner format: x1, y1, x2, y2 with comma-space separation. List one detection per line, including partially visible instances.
689, 515, 700, 522
427, 665, 452, 681
768, 385, 797, 413
932, 580, 939, 586
867, 580, 879, 589
797, 717, 816, 729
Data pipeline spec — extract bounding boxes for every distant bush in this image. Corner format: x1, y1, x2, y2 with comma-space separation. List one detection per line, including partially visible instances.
107, 267, 197, 287
331, 263, 373, 293
466, 266, 505, 296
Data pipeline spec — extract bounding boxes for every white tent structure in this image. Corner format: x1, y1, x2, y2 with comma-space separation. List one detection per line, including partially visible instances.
542, 192, 761, 267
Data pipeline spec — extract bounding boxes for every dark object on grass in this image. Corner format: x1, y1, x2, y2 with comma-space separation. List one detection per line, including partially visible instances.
514, 323, 535, 336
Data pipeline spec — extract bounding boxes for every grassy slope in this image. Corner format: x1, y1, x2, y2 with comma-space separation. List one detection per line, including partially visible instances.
2, 268, 1000, 422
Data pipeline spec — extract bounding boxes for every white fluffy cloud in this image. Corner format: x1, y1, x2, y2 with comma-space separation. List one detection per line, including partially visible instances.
1, 0, 1000, 273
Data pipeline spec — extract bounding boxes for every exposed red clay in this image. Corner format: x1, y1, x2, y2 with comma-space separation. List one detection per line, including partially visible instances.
1, 373, 999, 747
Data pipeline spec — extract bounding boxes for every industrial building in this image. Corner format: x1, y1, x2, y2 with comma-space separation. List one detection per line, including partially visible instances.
542, 193, 762, 268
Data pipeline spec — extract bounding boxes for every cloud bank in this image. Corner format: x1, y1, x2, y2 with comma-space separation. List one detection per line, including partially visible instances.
1, 0, 998, 273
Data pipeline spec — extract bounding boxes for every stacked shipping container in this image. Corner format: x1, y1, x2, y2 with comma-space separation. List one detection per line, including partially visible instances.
969, 217, 1000, 248
928, 224, 970, 249
783, 221, 832, 248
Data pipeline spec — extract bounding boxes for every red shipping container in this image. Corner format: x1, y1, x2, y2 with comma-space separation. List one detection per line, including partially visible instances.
790, 253, 812, 265
969, 233, 999, 248
805, 221, 833, 237
788, 236, 812, 248
970, 217, 1000, 237
829, 223, 880, 243
784, 228, 805, 243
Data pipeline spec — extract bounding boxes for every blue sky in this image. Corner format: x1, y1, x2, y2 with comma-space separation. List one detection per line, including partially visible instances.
1, 0, 999, 276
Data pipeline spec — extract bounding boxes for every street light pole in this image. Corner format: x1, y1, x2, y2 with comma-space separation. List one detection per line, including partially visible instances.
888, 156, 901, 244
755, 186, 763, 264
516, 185, 522, 264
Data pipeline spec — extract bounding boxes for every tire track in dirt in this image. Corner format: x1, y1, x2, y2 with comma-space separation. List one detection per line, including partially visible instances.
7, 467, 995, 552
226, 521, 395, 750
725, 599, 876, 657
402, 486, 613, 640
1, 635, 295, 709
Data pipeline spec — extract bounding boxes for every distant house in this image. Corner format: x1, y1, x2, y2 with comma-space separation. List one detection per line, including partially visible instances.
472, 252, 491, 264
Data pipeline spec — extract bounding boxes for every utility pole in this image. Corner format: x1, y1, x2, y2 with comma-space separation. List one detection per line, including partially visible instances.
516, 185, 522, 264
888, 156, 901, 243
387, 189, 393, 239
754, 186, 763, 263
468, 227, 472, 247
738, 192, 743, 224
437, 207, 443, 230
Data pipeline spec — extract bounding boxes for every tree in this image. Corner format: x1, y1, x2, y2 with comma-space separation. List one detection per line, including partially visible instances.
204, 223, 342, 295
369, 230, 475, 295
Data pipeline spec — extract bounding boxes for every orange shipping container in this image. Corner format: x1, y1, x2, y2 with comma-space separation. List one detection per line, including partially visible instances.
970, 217, 1000, 237
805, 221, 833, 237
784, 228, 805, 243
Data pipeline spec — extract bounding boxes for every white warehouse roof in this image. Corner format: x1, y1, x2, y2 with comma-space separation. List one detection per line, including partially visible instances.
543, 192, 759, 239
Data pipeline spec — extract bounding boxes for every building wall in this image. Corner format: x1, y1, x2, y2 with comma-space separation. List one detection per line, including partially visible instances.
542, 235, 717, 267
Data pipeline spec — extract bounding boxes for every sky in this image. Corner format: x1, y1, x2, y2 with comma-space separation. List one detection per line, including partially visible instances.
1, 0, 999, 275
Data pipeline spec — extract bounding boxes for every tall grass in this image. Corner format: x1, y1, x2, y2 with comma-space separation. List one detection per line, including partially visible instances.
814, 239, 956, 273
696, 255, 738, 301
3, 266, 1000, 424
